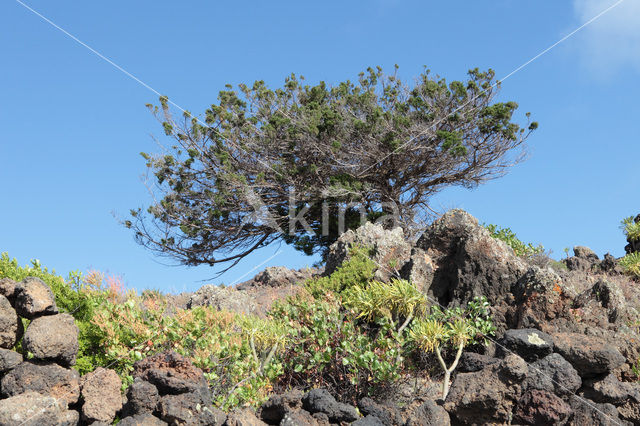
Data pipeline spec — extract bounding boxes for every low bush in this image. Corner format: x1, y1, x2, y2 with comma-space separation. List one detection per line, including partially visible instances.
620, 252, 640, 279
0, 253, 112, 375
270, 293, 401, 403
484, 224, 544, 257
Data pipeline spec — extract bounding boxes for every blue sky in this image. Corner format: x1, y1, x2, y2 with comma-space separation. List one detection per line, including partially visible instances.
1, 0, 638, 293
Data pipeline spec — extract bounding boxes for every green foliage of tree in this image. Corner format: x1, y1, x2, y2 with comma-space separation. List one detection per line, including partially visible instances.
128, 66, 537, 272
483, 223, 544, 257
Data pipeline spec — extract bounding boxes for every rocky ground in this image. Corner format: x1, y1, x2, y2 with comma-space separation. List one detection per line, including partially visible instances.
1, 209, 640, 425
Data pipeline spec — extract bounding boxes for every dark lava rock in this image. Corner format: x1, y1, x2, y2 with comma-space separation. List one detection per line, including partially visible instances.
498, 328, 554, 361
133, 351, 210, 398
124, 378, 161, 416
81, 367, 123, 424
0, 348, 22, 372
458, 352, 500, 373
1, 361, 80, 405
118, 413, 168, 426
514, 389, 572, 425
581, 374, 639, 405
158, 392, 225, 426
23, 312, 79, 366
358, 397, 404, 426
405, 400, 451, 426
569, 398, 626, 426
0, 277, 17, 299
566, 256, 594, 272
302, 388, 359, 423
554, 332, 625, 378
444, 358, 524, 424
417, 209, 527, 306
258, 389, 303, 424
14, 277, 58, 319
526, 353, 582, 396
0, 294, 20, 349
574, 246, 600, 262
280, 410, 325, 426
224, 407, 267, 425
0, 391, 74, 426
351, 415, 386, 426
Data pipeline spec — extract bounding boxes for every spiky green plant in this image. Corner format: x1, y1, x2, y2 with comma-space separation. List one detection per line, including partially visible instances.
620, 252, 640, 278
622, 217, 640, 243
343, 279, 428, 333
408, 297, 494, 399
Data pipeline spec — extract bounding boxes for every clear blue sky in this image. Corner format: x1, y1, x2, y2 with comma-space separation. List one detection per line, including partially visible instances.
1, 0, 638, 293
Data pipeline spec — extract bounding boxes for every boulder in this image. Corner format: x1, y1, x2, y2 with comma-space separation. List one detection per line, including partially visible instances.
351, 415, 386, 426
498, 328, 554, 361
514, 389, 572, 425
0, 294, 20, 349
416, 209, 527, 306
14, 277, 58, 319
511, 266, 572, 330
133, 351, 210, 398
581, 374, 639, 405
0, 348, 22, 372
574, 246, 600, 262
553, 332, 626, 378
158, 392, 225, 426
600, 253, 620, 274
279, 410, 325, 426
405, 400, 450, 425
81, 367, 123, 424
457, 352, 499, 373
324, 222, 412, 281
237, 267, 315, 290
565, 256, 594, 272
0, 277, 17, 299
187, 284, 256, 314
358, 397, 404, 426
525, 353, 582, 396
0, 391, 72, 426
258, 389, 303, 424
1, 361, 80, 405
124, 378, 161, 416
118, 413, 168, 426
302, 388, 359, 423
569, 398, 625, 426
224, 408, 267, 425
23, 313, 79, 366
444, 356, 525, 424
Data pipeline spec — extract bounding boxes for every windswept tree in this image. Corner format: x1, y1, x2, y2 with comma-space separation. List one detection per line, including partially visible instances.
126, 66, 537, 272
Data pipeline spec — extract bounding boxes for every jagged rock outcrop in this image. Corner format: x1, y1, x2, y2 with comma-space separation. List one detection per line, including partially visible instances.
417, 209, 528, 307
325, 222, 412, 281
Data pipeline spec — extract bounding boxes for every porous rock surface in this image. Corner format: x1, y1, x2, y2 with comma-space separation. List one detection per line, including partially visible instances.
14, 276, 58, 319
23, 312, 79, 366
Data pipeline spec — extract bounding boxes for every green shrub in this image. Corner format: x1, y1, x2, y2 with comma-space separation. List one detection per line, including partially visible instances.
620, 252, 640, 279
0, 253, 111, 375
270, 293, 401, 403
408, 296, 495, 399
305, 246, 376, 297
622, 216, 640, 243
483, 224, 544, 257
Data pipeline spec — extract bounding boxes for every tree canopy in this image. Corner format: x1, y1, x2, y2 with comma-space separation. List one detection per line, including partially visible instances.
126, 66, 537, 272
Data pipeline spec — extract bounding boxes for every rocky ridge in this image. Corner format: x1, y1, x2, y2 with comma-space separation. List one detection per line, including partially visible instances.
2, 209, 640, 424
